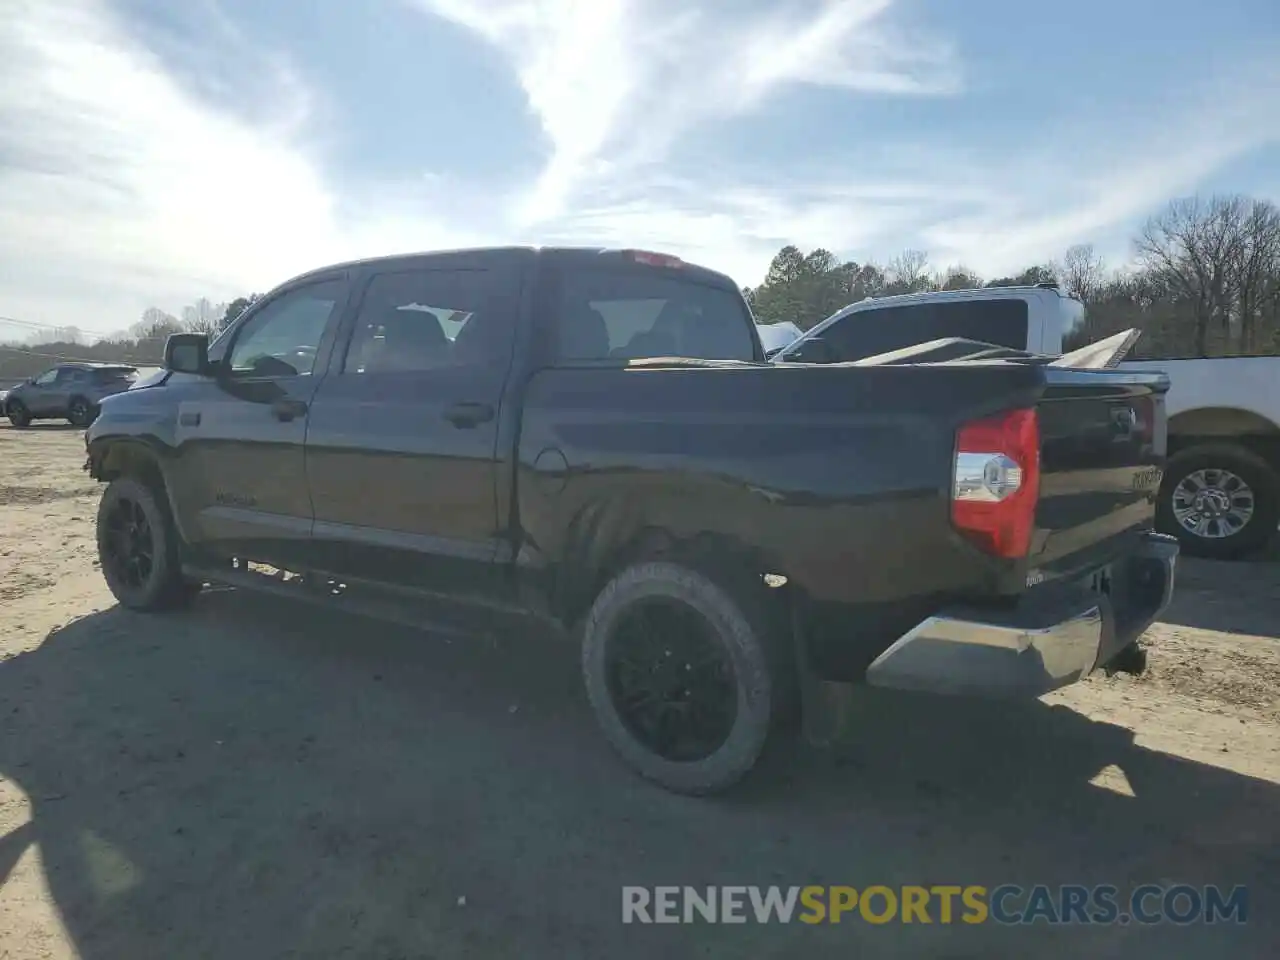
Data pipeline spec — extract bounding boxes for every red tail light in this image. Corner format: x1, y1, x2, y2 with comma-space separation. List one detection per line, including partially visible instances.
952, 408, 1041, 558
621, 249, 685, 269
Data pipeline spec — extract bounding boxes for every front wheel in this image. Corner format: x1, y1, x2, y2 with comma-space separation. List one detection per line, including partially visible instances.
7, 399, 31, 428
1156, 444, 1279, 560
96, 476, 199, 610
581, 561, 784, 795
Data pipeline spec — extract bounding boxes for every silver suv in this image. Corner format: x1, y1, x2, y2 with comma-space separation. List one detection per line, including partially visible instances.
4, 363, 138, 428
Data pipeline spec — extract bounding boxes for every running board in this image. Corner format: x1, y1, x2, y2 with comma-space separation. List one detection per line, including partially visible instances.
180, 562, 552, 641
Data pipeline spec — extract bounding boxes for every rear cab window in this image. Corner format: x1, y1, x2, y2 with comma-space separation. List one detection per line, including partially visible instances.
545, 253, 758, 362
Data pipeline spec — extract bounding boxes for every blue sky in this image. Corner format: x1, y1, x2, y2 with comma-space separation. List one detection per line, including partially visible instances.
0, 0, 1277, 336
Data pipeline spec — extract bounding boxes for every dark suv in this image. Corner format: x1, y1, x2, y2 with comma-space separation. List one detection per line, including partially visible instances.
4, 363, 138, 428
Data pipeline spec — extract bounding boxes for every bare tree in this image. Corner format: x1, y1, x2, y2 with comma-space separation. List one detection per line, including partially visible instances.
1232, 200, 1280, 353
132, 307, 182, 343
1056, 244, 1106, 302
1136, 195, 1253, 356
47, 325, 84, 344
182, 297, 225, 335
885, 249, 932, 294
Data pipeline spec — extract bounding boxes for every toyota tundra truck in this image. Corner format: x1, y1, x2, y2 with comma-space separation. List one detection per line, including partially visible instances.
84, 247, 1177, 794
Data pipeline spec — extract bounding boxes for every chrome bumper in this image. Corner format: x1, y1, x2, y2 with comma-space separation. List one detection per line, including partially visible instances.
866, 533, 1178, 698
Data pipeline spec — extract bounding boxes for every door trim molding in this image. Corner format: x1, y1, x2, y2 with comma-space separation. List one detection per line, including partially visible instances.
311, 518, 512, 563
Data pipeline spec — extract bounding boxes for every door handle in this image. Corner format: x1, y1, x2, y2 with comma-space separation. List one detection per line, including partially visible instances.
272, 398, 308, 422
444, 401, 494, 428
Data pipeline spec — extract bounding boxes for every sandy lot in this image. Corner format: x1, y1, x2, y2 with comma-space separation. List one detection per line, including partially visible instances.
1, 423, 1278, 959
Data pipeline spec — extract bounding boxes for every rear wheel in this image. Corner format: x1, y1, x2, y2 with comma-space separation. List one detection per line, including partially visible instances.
581, 561, 784, 795
67, 396, 95, 427
1157, 444, 1279, 560
7, 399, 31, 428
97, 475, 200, 610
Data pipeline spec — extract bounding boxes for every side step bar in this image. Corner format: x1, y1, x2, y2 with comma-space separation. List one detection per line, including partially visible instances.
180, 562, 559, 642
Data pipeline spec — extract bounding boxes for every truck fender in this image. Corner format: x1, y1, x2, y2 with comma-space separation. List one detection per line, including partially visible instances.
87, 436, 191, 545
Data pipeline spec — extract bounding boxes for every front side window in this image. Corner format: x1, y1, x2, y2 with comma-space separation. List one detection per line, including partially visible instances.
227, 279, 346, 377
553, 268, 756, 362
32, 368, 58, 386
342, 268, 514, 374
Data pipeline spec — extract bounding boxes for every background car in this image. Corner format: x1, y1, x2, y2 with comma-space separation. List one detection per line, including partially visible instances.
4, 362, 138, 428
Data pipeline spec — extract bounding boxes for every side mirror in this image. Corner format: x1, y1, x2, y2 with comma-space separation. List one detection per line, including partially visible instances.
765, 346, 784, 360
778, 336, 837, 364
164, 333, 211, 375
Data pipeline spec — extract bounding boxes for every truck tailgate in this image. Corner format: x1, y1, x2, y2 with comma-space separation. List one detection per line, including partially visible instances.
1030, 368, 1169, 579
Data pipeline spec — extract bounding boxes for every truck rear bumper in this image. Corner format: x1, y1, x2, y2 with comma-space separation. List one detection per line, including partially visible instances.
865, 532, 1178, 698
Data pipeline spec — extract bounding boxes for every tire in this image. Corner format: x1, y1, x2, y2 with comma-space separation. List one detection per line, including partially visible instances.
96, 475, 200, 611
581, 560, 784, 795
67, 396, 95, 427
1156, 444, 1279, 560
7, 399, 31, 429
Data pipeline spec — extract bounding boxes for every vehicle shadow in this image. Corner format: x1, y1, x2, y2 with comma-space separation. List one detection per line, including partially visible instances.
0, 422, 81, 431
1158, 555, 1280, 637
0, 590, 1275, 959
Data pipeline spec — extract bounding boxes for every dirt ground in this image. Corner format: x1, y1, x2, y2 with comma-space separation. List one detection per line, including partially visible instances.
1, 423, 1277, 959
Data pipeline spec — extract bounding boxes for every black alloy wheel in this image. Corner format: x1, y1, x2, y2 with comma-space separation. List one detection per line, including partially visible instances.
102, 494, 156, 591
604, 597, 740, 763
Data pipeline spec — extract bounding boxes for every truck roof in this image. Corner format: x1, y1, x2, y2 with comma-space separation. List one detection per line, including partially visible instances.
282, 246, 741, 293
835, 283, 1075, 314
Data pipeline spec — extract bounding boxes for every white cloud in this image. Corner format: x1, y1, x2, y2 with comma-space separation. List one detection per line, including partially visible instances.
415, 0, 1279, 284
914, 65, 1280, 275
1, 0, 1277, 334
0, 0, 485, 335
414, 0, 960, 224
536, 66, 1280, 283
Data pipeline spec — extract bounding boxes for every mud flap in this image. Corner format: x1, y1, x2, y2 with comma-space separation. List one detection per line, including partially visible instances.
792, 611, 861, 746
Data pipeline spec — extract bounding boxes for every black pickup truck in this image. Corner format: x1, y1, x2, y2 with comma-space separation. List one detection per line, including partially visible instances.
84, 246, 1178, 794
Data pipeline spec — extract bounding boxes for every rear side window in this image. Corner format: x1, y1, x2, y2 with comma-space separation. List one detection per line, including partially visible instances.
552, 268, 755, 362
91, 367, 137, 385
819, 299, 1030, 362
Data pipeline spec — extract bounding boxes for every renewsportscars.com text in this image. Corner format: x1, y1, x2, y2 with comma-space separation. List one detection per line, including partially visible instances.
622, 884, 1248, 926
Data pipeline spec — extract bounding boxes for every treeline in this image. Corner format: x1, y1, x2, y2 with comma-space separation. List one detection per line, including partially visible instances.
745, 194, 1280, 360
6, 192, 1279, 380
0, 294, 259, 383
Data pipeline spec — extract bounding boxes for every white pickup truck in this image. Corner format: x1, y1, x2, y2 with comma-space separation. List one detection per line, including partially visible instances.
773, 285, 1280, 560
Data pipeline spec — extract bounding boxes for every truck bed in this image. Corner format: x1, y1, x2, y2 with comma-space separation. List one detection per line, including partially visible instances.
515, 356, 1170, 679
